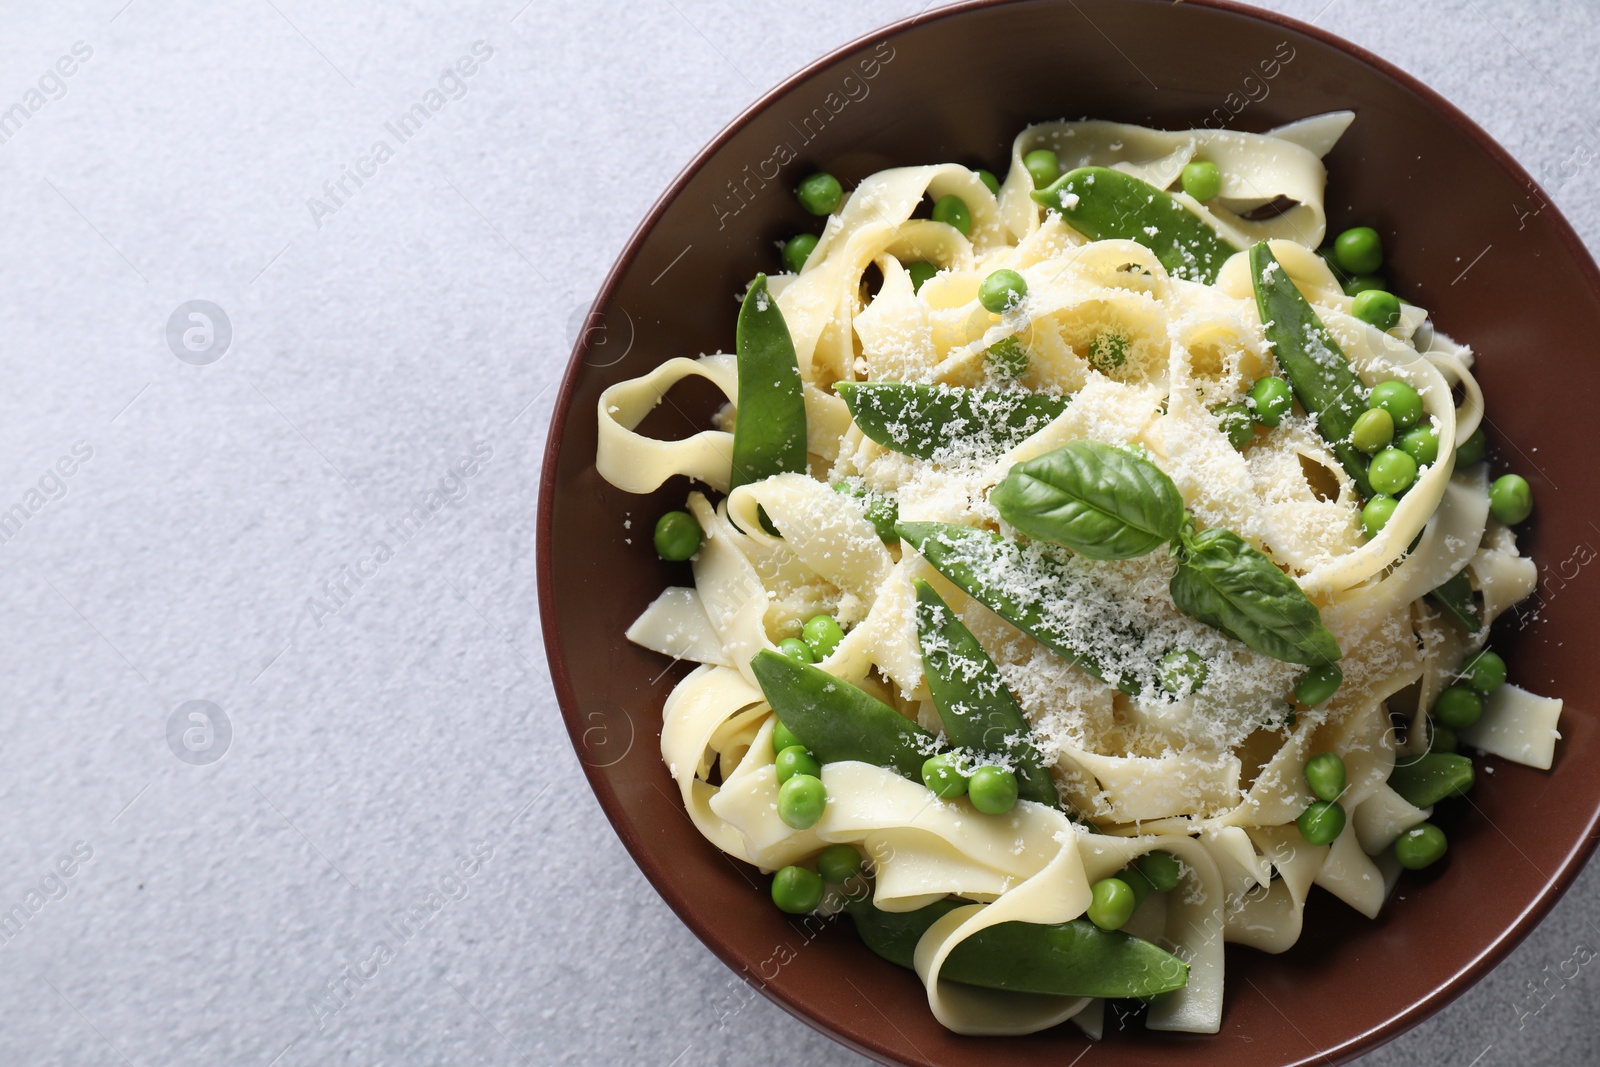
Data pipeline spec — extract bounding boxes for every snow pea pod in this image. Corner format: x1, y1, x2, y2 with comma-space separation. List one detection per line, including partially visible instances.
1388, 752, 1475, 809
912, 580, 1061, 809
1249, 243, 1373, 496
1427, 570, 1482, 633
835, 381, 1067, 462
845, 894, 1189, 999
730, 274, 807, 489
1031, 166, 1238, 283
750, 649, 932, 781
897, 521, 1144, 695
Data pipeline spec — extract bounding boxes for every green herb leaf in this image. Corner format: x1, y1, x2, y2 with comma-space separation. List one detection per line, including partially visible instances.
1169, 525, 1341, 667
991, 441, 1184, 560
836, 381, 1067, 462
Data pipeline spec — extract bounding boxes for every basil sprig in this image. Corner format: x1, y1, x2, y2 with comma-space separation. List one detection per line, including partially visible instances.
1169, 523, 1342, 667
990, 441, 1184, 560
991, 442, 1341, 672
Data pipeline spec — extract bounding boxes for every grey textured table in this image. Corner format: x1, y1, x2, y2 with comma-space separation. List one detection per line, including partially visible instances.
1, 1, 1595, 1064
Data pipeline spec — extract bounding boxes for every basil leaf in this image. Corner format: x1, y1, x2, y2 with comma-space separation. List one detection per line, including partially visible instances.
1170, 526, 1341, 666
991, 441, 1184, 560
836, 381, 1067, 462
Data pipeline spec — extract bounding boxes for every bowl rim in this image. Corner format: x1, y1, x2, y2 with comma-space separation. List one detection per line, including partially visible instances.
537, 1, 1600, 1062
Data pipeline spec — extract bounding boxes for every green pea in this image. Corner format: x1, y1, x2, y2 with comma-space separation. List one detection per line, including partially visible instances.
816, 844, 862, 884
1023, 148, 1060, 189
1434, 684, 1483, 729
1397, 425, 1440, 467
931, 195, 972, 236
976, 169, 1000, 196
796, 172, 843, 216
771, 865, 825, 913
1215, 403, 1254, 450
775, 745, 822, 784
907, 261, 938, 293
777, 637, 815, 664
773, 721, 802, 753
1137, 850, 1183, 893
1361, 495, 1398, 540
1180, 160, 1222, 202
1489, 474, 1532, 525
1249, 376, 1293, 427
1368, 380, 1423, 430
1369, 448, 1418, 495
1430, 722, 1458, 754
1462, 649, 1508, 693
986, 336, 1030, 380
1393, 822, 1448, 870
782, 233, 819, 274
1304, 752, 1347, 803
1351, 408, 1395, 454
968, 766, 1018, 814
777, 773, 826, 829
1087, 877, 1136, 931
1456, 427, 1486, 466
1159, 649, 1208, 694
653, 510, 702, 561
921, 754, 969, 799
802, 614, 845, 660
1295, 663, 1343, 707
1342, 273, 1388, 297
1352, 289, 1402, 330
978, 269, 1028, 313
1297, 800, 1346, 846
1333, 226, 1383, 275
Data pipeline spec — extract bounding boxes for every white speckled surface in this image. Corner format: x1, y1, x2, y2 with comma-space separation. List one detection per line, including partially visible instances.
0, 1, 1595, 1064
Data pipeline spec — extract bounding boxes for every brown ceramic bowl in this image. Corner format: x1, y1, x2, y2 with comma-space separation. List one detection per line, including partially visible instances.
537, 1, 1600, 1063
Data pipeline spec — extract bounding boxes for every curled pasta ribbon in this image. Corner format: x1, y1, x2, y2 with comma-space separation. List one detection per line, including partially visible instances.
597, 354, 737, 494
658, 664, 770, 864
1001, 114, 1352, 246
780, 164, 1005, 385
811, 762, 1091, 1034
596, 352, 855, 495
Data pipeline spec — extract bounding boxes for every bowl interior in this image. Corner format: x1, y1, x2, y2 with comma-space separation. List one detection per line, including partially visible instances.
538, 2, 1600, 1063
